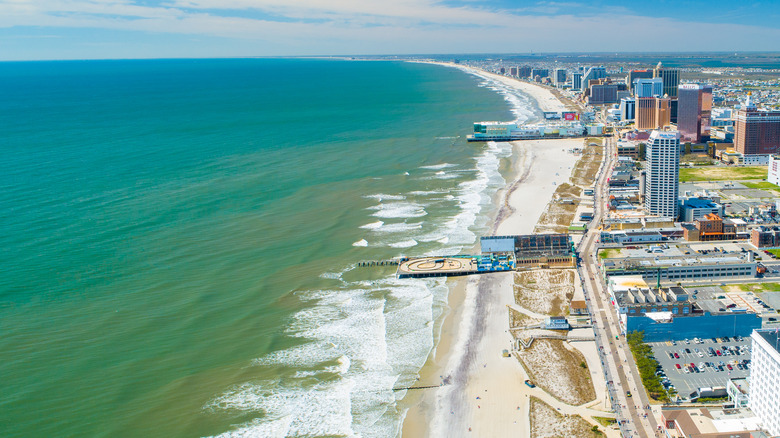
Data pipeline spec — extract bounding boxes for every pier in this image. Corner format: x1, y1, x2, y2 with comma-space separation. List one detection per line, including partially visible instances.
357, 259, 401, 267
396, 254, 515, 279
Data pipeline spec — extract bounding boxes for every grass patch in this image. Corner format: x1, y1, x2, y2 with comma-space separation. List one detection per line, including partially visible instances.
570, 144, 604, 187
517, 339, 596, 406
514, 270, 575, 316
741, 182, 780, 194
724, 283, 780, 293
534, 183, 583, 234
679, 166, 768, 182
626, 331, 675, 402
593, 417, 617, 427
529, 397, 604, 438
509, 307, 533, 328
768, 249, 780, 258
681, 153, 715, 165
598, 248, 622, 259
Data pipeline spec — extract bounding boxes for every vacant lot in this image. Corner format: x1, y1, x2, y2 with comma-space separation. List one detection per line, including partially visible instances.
529, 397, 602, 438
679, 166, 767, 182
514, 270, 575, 316
517, 339, 596, 405
742, 181, 780, 193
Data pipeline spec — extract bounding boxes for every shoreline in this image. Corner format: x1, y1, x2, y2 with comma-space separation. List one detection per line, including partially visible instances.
400, 63, 583, 437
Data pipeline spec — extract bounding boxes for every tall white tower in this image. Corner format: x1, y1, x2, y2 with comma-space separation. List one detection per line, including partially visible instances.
644, 130, 680, 218
749, 329, 780, 436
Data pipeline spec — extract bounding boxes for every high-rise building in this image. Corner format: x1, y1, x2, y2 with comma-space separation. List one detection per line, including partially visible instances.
554, 68, 567, 87
677, 84, 713, 143
588, 83, 618, 105
627, 69, 653, 94
530, 68, 549, 79
619, 98, 636, 121
636, 97, 671, 130
734, 94, 780, 155
518, 66, 532, 78
572, 72, 583, 91
644, 131, 680, 218
653, 62, 680, 98
634, 78, 663, 98
749, 329, 780, 436
509, 66, 518, 76
582, 66, 607, 91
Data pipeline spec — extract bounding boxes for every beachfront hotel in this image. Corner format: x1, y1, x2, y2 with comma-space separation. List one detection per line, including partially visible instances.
749, 328, 780, 436
644, 130, 680, 218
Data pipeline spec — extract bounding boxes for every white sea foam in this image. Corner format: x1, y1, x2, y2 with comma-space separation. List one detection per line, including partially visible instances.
368, 202, 427, 219
419, 163, 458, 170
388, 239, 418, 248
363, 193, 405, 201
407, 190, 448, 196
205, 379, 356, 438
373, 222, 422, 233
359, 221, 384, 230
352, 239, 368, 247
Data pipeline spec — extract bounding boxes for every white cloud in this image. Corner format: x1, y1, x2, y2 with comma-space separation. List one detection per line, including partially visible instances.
0, 0, 779, 56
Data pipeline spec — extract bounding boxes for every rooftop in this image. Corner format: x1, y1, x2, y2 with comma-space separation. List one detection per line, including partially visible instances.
754, 328, 780, 353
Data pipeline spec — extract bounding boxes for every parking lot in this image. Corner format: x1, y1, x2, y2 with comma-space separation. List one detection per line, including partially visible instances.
650, 336, 752, 400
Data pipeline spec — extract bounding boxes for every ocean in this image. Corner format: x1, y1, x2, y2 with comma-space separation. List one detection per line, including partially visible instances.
0, 58, 541, 437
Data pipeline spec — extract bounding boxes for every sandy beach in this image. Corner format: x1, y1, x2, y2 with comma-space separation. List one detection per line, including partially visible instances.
400, 136, 585, 437
398, 62, 606, 437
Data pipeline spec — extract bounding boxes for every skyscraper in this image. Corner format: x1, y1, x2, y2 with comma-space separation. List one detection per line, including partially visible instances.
636, 97, 671, 130
518, 65, 532, 78
634, 78, 663, 98
619, 98, 636, 121
530, 68, 549, 80
582, 66, 607, 91
572, 72, 583, 91
734, 94, 780, 155
653, 62, 680, 98
644, 131, 680, 218
554, 68, 567, 87
749, 329, 780, 436
627, 69, 653, 94
677, 84, 713, 143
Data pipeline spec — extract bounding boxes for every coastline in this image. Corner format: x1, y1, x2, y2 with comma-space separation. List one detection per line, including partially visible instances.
400, 62, 583, 437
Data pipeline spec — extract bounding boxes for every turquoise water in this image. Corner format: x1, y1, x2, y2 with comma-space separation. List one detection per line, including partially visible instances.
0, 59, 538, 437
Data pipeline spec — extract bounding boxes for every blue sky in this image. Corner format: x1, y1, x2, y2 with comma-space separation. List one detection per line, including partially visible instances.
1, 0, 779, 60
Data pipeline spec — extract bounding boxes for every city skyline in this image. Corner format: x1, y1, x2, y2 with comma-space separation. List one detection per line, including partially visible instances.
1, 0, 780, 60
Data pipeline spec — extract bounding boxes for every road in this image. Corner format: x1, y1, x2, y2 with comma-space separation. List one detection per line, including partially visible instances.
576, 136, 659, 438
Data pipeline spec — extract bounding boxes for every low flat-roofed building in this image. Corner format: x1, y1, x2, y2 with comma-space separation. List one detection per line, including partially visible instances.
607, 276, 762, 341
681, 197, 724, 222
751, 226, 780, 248
600, 230, 665, 244
662, 407, 762, 438
684, 214, 737, 242
545, 316, 570, 330
727, 378, 750, 408
481, 233, 575, 268
601, 250, 756, 281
